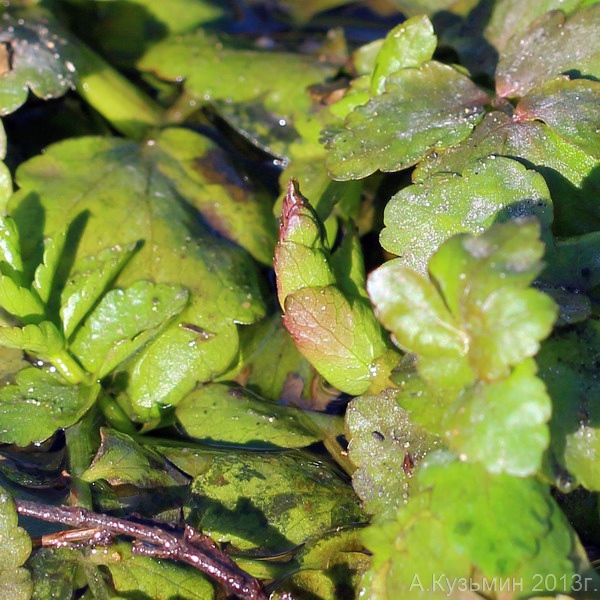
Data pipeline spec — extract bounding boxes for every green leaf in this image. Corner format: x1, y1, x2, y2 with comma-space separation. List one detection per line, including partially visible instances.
346, 389, 441, 517
0, 368, 100, 445
0, 276, 45, 322
60, 243, 137, 340
186, 450, 365, 554
429, 220, 558, 381
380, 156, 553, 275
32, 228, 66, 305
362, 459, 578, 598
371, 16, 437, 94
537, 320, 600, 490
93, 542, 214, 600
82, 428, 189, 489
325, 61, 488, 180
0, 215, 23, 275
414, 109, 600, 237
496, 4, 600, 98
175, 383, 324, 449
27, 548, 79, 600
445, 359, 551, 476
0, 321, 65, 357
10, 133, 266, 416
367, 260, 468, 358
70, 280, 188, 378
0, 487, 31, 569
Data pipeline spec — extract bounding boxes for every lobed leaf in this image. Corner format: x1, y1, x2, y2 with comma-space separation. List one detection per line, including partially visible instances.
445, 359, 551, 476
496, 4, 600, 98
69, 280, 189, 378
325, 61, 488, 180
10, 133, 266, 416
414, 110, 600, 237
362, 459, 578, 598
380, 156, 553, 275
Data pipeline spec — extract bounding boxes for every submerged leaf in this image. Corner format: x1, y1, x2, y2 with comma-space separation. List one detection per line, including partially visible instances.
186, 451, 365, 554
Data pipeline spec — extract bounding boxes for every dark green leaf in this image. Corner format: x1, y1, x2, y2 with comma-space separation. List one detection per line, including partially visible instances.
325, 61, 488, 180
496, 4, 600, 98
0, 10, 77, 115
380, 156, 553, 275
0, 368, 100, 445
175, 383, 324, 448
515, 78, 600, 158
186, 451, 365, 554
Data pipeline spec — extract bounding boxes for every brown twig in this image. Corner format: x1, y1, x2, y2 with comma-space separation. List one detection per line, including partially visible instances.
15, 499, 268, 600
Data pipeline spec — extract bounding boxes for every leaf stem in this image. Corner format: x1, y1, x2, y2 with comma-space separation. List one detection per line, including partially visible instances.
14, 500, 268, 600
50, 349, 89, 385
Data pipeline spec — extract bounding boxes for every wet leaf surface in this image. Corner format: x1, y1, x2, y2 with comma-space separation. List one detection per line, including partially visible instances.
325, 61, 488, 179
496, 4, 600, 98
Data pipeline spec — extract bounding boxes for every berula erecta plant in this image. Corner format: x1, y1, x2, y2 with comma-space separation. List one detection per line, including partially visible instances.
0, 1, 599, 599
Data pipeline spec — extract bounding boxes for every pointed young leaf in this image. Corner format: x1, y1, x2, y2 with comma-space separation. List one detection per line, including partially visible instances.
380, 157, 553, 275
496, 5, 600, 98
0, 368, 99, 445
445, 359, 551, 475
325, 61, 488, 180
274, 180, 336, 308
69, 280, 189, 378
